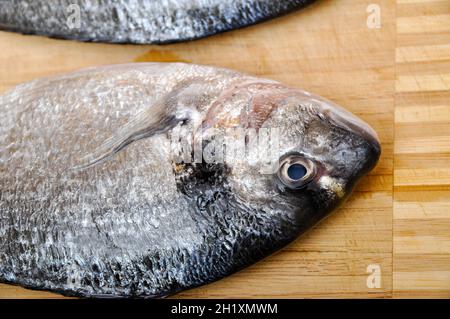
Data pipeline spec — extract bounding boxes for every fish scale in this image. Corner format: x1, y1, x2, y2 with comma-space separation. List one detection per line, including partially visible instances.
0, 63, 380, 297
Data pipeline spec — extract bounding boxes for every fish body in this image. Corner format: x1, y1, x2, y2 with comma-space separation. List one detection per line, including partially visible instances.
0, 63, 380, 298
0, 0, 316, 44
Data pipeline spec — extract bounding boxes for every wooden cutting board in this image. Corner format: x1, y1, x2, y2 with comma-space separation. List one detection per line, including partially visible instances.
0, 0, 448, 298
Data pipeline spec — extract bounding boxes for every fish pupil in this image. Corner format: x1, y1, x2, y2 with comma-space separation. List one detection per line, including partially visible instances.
287, 164, 307, 181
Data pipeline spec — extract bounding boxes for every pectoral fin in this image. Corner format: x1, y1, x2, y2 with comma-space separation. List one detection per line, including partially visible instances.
73, 106, 187, 170
72, 78, 220, 170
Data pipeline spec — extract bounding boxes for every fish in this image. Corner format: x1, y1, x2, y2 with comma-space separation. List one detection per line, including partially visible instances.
0, 0, 317, 44
0, 63, 381, 298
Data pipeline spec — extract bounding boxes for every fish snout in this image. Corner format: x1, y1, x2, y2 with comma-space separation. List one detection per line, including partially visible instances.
306, 95, 381, 161
328, 105, 380, 163
317, 100, 381, 182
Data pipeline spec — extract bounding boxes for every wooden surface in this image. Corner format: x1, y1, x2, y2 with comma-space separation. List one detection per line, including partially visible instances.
0, 0, 447, 299
393, 0, 450, 298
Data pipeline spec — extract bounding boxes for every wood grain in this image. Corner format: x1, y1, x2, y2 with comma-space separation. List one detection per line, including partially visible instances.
393, 0, 450, 299
0, 0, 447, 298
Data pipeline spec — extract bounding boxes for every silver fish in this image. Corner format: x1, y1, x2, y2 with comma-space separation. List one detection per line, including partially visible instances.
0, 0, 317, 44
0, 63, 380, 298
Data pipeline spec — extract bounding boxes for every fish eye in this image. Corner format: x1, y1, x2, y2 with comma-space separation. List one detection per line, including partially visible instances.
278, 155, 316, 189
287, 163, 307, 180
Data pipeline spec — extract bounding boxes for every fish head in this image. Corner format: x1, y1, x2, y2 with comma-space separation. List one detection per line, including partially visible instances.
213, 83, 381, 238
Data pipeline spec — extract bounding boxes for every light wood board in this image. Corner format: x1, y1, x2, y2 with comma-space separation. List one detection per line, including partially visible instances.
0, 0, 447, 298
393, 0, 450, 299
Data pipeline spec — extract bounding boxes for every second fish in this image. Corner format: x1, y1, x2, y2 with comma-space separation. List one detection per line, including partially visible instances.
0, 0, 317, 44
